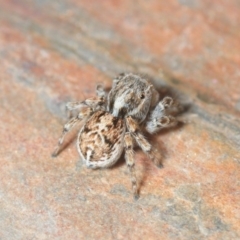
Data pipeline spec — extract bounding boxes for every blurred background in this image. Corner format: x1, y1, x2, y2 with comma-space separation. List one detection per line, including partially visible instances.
0, 0, 239, 239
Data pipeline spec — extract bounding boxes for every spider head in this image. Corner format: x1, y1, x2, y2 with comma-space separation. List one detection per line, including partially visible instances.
108, 74, 158, 122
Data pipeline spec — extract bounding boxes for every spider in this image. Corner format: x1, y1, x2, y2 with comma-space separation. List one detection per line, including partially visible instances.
52, 73, 178, 199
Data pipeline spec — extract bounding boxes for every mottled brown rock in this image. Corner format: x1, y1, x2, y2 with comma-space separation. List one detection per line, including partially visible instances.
0, 0, 239, 239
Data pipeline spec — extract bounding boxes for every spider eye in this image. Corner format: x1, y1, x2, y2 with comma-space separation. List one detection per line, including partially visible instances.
140, 93, 145, 99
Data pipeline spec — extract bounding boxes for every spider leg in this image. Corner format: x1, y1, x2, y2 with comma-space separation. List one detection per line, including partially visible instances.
52, 106, 92, 157
126, 116, 163, 168
66, 96, 106, 119
146, 115, 177, 134
65, 101, 85, 119
66, 84, 107, 118
96, 84, 107, 99
146, 96, 178, 134
124, 133, 139, 200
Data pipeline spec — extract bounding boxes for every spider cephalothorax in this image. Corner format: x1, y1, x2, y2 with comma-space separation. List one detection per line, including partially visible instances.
108, 73, 159, 122
52, 73, 179, 199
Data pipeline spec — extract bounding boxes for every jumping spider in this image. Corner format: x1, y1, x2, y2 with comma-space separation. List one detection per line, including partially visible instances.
52, 73, 179, 199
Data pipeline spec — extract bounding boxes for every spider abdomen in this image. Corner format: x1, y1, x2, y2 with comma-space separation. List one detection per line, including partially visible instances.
77, 110, 125, 169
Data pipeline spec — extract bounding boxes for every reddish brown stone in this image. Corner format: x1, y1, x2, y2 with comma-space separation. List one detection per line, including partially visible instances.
0, 0, 239, 239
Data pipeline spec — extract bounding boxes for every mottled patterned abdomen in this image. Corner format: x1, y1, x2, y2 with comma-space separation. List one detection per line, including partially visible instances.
77, 111, 125, 168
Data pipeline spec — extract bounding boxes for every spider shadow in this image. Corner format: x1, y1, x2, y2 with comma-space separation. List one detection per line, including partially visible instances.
109, 153, 126, 169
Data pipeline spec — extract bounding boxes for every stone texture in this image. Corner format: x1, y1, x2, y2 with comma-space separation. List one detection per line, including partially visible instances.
0, 0, 239, 239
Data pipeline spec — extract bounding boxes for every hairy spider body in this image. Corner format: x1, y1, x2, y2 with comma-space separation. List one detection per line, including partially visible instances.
52, 73, 179, 199
78, 110, 125, 169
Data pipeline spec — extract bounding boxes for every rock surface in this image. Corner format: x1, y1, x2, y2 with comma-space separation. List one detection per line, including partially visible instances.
0, 0, 239, 239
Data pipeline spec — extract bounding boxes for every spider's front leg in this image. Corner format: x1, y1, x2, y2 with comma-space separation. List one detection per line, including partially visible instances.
146, 96, 178, 134
52, 85, 107, 157
52, 106, 92, 157
126, 116, 163, 168
124, 133, 139, 200
66, 84, 107, 119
